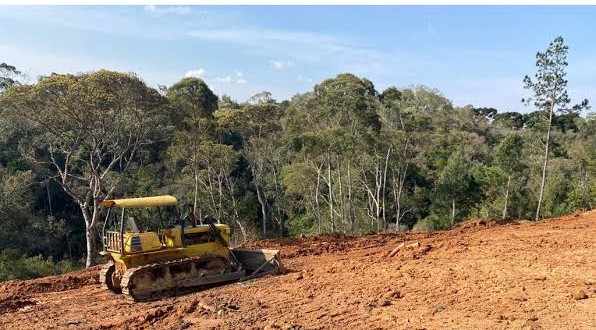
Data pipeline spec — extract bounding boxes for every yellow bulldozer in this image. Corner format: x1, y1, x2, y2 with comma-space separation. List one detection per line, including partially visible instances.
98, 195, 283, 301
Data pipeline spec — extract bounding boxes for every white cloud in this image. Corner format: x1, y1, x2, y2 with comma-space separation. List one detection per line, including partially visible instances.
185, 68, 206, 78
232, 71, 248, 84
269, 60, 295, 70
183, 68, 247, 85
215, 76, 248, 84
216, 76, 234, 83
144, 5, 191, 15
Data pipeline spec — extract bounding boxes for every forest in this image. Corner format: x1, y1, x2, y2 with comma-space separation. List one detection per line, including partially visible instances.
0, 37, 594, 279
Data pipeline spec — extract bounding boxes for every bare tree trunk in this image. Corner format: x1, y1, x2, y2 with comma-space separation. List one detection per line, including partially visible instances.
536, 106, 554, 221
327, 161, 334, 232
502, 174, 511, 220
347, 161, 354, 233
81, 203, 99, 268
392, 171, 400, 232
585, 171, 593, 209
217, 175, 224, 223
193, 172, 200, 223
256, 185, 267, 237
382, 148, 391, 230
198, 206, 203, 225
46, 182, 53, 217
336, 161, 344, 233
315, 171, 321, 234
451, 197, 456, 227
366, 193, 375, 229
271, 167, 284, 237
375, 163, 381, 231
224, 176, 246, 243
85, 223, 96, 267
230, 194, 247, 244
362, 170, 381, 230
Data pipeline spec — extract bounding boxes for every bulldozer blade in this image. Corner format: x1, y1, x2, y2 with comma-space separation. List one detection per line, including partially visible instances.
230, 248, 285, 280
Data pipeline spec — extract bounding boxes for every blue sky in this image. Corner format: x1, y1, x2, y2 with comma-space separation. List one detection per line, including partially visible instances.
1, 6, 595, 112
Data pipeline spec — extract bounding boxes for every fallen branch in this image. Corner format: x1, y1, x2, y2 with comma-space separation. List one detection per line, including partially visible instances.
387, 242, 405, 258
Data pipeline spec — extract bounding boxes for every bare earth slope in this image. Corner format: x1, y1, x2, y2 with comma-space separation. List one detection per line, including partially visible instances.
1, 211, 595, 330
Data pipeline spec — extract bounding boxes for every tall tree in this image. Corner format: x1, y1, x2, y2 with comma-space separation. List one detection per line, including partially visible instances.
495, 134, 524, 219
436, 154, 476, 226
166, 77, 218, 216
522, 36, 589, 220
1, 70, 166, 267
284, 74, 382, 232
0, 63, 22, 93
240, 102, 285, 236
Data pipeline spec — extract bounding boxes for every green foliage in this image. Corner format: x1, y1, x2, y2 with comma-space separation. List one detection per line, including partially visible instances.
412, 214, 451, 232
285, 214, 316, 237
434, 154, 482, 224
523, 37, 588, 114
495, 134, 524, 173
1, 69, 169, 267
167, 77, 218, 125
0, 62, 22, 93
0, 60, 593, 280
522, 36, 590, 220
493, 111, 525, 130
0, 249, 79, 281
472, 107, 498, 120
284, 73, 382, 136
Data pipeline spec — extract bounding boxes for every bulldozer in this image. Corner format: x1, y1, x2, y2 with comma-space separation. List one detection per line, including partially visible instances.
99, 195, 283, 301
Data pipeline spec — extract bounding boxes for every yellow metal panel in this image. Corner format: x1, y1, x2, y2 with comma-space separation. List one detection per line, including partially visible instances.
123, 232, 162, 254
101, 195, 177, 208
162, 224, 230, 248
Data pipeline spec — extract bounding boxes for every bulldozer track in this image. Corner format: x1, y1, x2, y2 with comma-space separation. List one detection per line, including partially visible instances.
99, 261, 116, 291
120, 255, 229, 302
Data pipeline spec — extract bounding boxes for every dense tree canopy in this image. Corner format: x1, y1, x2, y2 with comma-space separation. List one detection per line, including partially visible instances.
1, 70, 168, 267
0, 40, 593, 276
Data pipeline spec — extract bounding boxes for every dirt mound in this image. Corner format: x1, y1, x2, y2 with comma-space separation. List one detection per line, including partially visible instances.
2, 211, 596, 330
0, 294, 36, 314
0, 265, 100, 298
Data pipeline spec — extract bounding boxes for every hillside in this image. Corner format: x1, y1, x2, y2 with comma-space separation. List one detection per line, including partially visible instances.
1, 211, 595, 330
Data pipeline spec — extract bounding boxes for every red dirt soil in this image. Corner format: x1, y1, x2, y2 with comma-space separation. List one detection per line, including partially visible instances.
1, 211, 595, 330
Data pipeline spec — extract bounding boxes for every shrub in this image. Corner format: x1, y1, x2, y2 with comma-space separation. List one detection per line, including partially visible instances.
286, 214, 316, 237
397, 224, 410, 232
412, 217, 436, 232
0, 249, 80, 281
412, 213, 451, 232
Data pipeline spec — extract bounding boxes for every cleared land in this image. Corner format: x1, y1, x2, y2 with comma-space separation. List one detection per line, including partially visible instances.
1, 211, 595, 330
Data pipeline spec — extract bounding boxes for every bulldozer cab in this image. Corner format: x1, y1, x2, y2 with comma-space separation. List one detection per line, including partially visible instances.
101, 195, 184, 255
